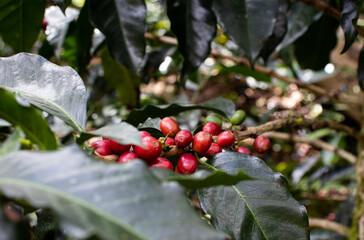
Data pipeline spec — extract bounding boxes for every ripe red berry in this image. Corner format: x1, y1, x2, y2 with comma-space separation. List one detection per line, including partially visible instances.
192, 131, 212, 155
91, 140, 113, 156
175, 130, 193, 148
176, 153, 199, 175
204, 143, 222, 159
165, 137, 175, 147
202, 122, 222, 136
148, 157, 173, 170
235, 146, 252, 155
108, 139, 131, 154
139, 131, 151, 139
216, 131, 235, 148
160, 117, 180, 137
253, 136, 271, 154
134, 136, 162, 162
118, 152, 138, 163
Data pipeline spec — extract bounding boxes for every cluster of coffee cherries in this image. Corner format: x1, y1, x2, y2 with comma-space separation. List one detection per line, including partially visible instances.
91, 111, 271, 175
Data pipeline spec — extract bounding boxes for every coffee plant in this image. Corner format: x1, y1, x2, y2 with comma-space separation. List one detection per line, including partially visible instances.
0, 0, 363, 239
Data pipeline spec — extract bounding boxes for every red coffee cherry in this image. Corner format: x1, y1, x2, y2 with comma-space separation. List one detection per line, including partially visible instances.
148, 157, 173, 170
216, 131, 235, 148
160, 117, 180, 137
235, 146, 252, 155
91, 140, 113, 156
175, 130, 193, 148
202, 122, 222, 136
165, 137, 175, 147
192, 131, 212, 155
204, 143, 222, 159
118, 152, 138, 163
176, 153, 199, 175
134, 136, 162, 162
139, 131, 151, 139
108, 139, 131, 154
253, 136, 271, 154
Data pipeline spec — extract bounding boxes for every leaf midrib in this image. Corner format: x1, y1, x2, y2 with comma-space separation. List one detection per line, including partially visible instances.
0, 178, 148, 240
3, 87, 83, 133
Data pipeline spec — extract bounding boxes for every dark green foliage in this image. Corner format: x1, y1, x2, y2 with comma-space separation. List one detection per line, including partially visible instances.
294, 14, 339, 70
0, 0, 46, 52
89, 0, 147, 73
198, 152, 310, 240
340, 0, 363, 53
166, 0, 217, 85
358, 44, 364, 90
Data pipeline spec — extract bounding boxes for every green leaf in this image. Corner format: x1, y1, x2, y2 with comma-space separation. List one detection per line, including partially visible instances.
0, 88, 57, 150
258, 0, 290, 63
213, 0, 278, 62
0, 53, 87, 132
294, 14, 339, 70
166, 0, 216, 85
198, 152, 309, 240
77, 122, 143, 146
152, 167, 252, 190
340, 0, 363, 53
126, 97, 235, 126
277, 1, 323, 51
100, 47, 140, 106
76, 0, 94, 75
0, 127, 23, 157
90, 0, 147, 73
0, 0, 46, 52
0, 146, 226, 240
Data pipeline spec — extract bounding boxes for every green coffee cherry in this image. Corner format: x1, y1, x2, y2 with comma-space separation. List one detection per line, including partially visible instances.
230, 110, 246, 125
205, 115, 222, 126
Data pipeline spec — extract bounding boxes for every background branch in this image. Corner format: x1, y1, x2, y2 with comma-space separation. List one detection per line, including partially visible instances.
309, 218, 350, 237
263, 131, 356, 164
234, 117, 358, 140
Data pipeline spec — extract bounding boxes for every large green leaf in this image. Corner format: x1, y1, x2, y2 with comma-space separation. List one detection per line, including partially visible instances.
294, 14, 339, 70
0, 53, 87, 132
213, 0, 278, 62
0, 146, 226, 240
198, 152, 309, 240
0, 0, 46, 52
126, 97, 235, 126
166, 0, 216, 85
100, 47, 140, 106
90, 0, 147, 73
0, 88, 57, 150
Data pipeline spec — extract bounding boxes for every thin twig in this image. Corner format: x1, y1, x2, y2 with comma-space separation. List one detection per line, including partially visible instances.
144, 32, 359, 108
234, 117, 358, 140
263, 131, 356, 164
309, 218, 350, 237
300, 0, 364, 37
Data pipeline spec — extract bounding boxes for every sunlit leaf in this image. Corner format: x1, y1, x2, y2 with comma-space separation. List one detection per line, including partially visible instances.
0, 146, 226, 240
198, 152, 309, 240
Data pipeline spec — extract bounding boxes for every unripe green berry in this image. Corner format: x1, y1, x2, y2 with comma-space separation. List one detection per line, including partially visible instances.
230, 110, 246, 125
205, 115, 222, 126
